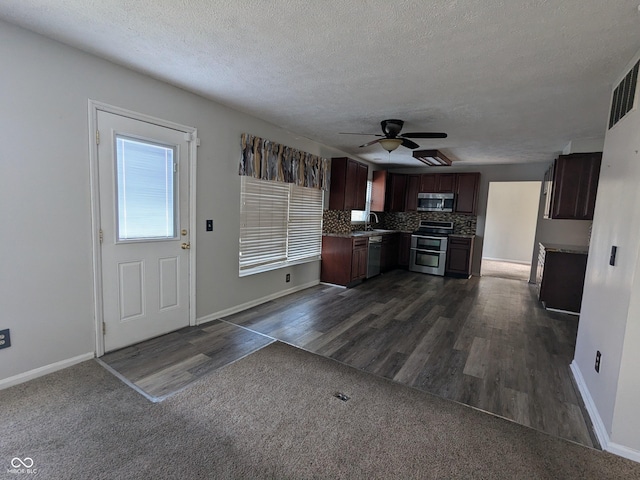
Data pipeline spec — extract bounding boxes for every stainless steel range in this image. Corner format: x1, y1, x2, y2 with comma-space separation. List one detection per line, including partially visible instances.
409, 220, 454, 276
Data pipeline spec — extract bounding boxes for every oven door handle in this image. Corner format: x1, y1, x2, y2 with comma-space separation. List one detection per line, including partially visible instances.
411, 247, 447, 254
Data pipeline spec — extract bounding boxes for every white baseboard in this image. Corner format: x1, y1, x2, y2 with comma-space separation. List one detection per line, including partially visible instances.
571, 361, 640, 463
196, 280, 320, 326
570, 362, 640, 463
482, 257, 531, 265
0, 352, 95, 390
546, 307, 580, 316
570, 361, 611, 448
607, 442, 640, 463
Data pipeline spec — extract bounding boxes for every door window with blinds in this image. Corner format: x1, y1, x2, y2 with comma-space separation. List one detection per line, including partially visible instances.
240, 176, 323, 276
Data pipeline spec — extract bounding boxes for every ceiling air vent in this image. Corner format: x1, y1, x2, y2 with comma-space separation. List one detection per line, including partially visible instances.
609, 60, 639, 129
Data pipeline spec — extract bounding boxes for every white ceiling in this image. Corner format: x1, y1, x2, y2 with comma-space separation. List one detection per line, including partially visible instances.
2, 1, 640, 167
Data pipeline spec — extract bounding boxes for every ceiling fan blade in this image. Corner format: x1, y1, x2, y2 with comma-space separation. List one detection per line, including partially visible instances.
339, 132, 383, 136
402, 132, 448, 139
401, 138, 420, 149
359, 139, 382, 148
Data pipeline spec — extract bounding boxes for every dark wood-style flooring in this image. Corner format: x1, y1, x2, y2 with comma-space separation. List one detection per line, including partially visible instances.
100, 321, 273, 400
223, 270, 596, 448
102, 269, 596, 448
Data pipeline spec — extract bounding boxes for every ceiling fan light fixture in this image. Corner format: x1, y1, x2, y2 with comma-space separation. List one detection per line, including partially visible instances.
412, 149, 453, 166
379, 138, 403, 152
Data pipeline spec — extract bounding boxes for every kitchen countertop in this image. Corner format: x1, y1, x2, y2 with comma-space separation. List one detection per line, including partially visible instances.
540, 243, 589, 255
449, 234, 476, 239
324, 231, 475, 238
323, 230, 405, 238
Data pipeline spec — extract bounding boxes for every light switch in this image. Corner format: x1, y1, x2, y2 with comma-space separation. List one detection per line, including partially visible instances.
610, 246, 617, 266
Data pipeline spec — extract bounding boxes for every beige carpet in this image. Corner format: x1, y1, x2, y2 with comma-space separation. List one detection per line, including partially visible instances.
2, 342, 639, 479
482, 259, 532, 281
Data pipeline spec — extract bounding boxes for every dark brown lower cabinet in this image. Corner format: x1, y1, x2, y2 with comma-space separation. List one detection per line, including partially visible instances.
321, 236, 368, 287
351, 241, 368, 281
381, 233, 399, 272
446, 235, 474, 278
398, 233, 412, 268
537, 244, 588, 313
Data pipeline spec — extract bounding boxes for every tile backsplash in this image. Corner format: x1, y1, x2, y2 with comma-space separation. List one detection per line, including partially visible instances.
382, 211, 477, 235
322, 210, 351, 234
323, 210, 477, 235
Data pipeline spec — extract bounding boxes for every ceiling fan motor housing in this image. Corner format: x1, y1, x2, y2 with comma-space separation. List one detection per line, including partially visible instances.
382, 119, 404, 137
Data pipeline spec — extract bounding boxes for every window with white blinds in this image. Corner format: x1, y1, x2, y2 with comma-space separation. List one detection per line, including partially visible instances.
240, 176, 323, 276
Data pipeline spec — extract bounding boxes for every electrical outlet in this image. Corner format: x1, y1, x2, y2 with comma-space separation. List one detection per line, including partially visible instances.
0, 329, 11, 350
286, 274, 291, 283
595, 350, 601, 372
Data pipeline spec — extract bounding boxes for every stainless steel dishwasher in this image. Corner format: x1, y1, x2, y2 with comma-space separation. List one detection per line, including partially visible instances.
367, 235, 382, 278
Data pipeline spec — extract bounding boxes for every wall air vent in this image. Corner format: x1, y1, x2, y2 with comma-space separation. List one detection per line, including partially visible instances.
609, 60, 639, 129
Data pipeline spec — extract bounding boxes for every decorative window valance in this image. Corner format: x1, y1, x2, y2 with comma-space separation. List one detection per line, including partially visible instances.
239, 133, 330, 191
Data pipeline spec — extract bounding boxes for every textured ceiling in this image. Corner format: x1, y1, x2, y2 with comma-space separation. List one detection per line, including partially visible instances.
2, 1, 640, 167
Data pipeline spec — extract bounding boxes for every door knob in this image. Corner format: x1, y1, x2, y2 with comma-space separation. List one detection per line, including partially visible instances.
181, 242, 191, 249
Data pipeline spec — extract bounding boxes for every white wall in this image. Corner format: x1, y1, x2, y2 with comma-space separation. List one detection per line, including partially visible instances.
0, 21, 350, 381
482, 182, 540, 263
573, 48, 640, 458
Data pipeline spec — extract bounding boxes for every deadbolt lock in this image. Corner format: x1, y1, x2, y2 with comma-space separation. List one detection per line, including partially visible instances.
181, 229, 188, 236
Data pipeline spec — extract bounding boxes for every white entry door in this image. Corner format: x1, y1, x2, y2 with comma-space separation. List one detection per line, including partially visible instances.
97, 110, 191, 352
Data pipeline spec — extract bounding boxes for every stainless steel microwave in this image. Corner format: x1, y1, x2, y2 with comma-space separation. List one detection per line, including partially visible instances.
417, 192, 455, 212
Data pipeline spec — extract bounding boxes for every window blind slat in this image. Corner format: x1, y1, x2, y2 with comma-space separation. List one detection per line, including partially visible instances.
288, 185, 323, 262
239, 177, 323, 275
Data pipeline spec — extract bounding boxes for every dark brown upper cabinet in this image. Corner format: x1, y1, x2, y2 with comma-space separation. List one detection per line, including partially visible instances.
385, 173, 407, 212
371, 170, 388, 212
545, 153, 602, 220
454, 172, 480, 215
371, 170, 407, 212
404, 174, 421, 211
420, 173, 456, 193
376, 170, 480, 214
329, 157, 368, 211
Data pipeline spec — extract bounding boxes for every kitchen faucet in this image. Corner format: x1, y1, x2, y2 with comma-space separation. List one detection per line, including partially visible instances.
365, 212, 379, 231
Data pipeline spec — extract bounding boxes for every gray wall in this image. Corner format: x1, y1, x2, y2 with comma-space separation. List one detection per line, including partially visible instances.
0, 21, 350, 381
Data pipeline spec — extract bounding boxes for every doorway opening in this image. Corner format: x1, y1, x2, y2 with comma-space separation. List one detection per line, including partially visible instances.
481, 181, 541, 282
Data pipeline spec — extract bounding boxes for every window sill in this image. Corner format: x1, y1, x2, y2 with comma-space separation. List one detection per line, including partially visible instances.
239, 256, 321, 277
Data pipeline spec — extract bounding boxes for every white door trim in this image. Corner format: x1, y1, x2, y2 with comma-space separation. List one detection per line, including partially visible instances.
88, 100, 198, 357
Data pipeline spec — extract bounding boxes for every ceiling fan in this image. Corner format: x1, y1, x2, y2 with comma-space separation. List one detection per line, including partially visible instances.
342, 119, 447, 152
